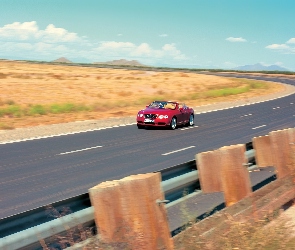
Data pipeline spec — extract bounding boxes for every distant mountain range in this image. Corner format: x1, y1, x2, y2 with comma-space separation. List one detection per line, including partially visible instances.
93, 59, 148, 67
50, 58, 290, 72
232, 63, 289, 71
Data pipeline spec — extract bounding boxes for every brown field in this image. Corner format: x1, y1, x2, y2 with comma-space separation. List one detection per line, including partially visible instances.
0, 60, 285, 129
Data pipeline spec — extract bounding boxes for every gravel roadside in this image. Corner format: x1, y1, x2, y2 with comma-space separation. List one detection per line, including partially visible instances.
1, 82, 295, 143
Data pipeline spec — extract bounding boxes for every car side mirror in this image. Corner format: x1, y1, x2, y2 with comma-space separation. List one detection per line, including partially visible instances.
179, 107, 183, 112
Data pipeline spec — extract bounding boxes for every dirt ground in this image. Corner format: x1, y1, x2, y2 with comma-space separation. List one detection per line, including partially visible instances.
0, 60, 287, 129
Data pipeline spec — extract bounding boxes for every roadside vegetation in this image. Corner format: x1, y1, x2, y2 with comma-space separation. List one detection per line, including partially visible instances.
0, 60, 288, 129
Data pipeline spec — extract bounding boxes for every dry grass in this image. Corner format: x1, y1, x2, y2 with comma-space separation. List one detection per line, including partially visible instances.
173, 211, 295, 250
0, 60, 285, 129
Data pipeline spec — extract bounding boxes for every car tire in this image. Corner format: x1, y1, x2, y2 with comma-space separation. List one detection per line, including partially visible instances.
187, 114, 194, 126
137, 124, 145, 129
170, 117, 177, 130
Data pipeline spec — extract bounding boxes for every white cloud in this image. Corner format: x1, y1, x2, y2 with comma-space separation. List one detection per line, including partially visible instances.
223, 61, 238, 68
34, 42, 53, 52
159, 34, 168, 37
259, 61, 284, 67
162, 43, 186, 60
266, 37, 295, 54
0, 21, 79, 43
97, 41, 135, 50
274, 62, 284, 66
287, 38, 295, 44
0, 21, 187, 64
265, 44, 290, 50
38, 24, 79, 42
226, 37, 247, 42
133, 43, 153, 56
92, 41, 187, 62
0, 21, 38, 40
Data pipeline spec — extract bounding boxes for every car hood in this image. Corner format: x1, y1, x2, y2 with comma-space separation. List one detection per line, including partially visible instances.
140, 108, 174, 113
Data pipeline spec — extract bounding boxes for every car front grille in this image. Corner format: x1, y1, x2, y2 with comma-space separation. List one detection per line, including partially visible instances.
144, 114, 157, 119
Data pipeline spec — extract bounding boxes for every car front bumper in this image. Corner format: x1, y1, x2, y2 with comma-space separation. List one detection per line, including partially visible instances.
137, 119, 170, 127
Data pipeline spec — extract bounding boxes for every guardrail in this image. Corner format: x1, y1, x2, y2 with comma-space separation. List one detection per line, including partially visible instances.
0, 142, 271, 250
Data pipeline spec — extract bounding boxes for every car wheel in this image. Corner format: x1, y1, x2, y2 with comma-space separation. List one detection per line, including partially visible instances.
170, 117, 177, 130
137, 124, 145, 129
188, 114, 194, 126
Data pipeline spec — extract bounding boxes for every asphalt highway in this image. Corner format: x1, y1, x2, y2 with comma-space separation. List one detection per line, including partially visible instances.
0, 74, 294, 219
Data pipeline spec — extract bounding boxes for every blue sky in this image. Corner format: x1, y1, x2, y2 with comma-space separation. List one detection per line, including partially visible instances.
0, 0, 295, 70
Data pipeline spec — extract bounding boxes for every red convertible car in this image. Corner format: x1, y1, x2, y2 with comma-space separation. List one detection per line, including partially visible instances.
136, 101, 194, 130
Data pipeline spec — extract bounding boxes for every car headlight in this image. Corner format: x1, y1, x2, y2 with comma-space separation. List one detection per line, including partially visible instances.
158, 115, 168, 119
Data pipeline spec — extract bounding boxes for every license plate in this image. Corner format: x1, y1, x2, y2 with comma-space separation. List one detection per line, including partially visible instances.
144, 118, 154, 123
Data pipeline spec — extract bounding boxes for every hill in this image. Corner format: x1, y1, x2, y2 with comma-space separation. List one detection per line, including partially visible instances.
52, 57, 72, 63
93, 59, 147, 67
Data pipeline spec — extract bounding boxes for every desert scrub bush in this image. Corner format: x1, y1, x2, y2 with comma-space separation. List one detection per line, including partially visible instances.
0, 105, 22, 117
5, 99, 16, 105
174, 211, 295, 250
116, 91, 133, 97
0, 72, 7, 79
91, 102, 109, 111
184, 80, 269, 101
39, 205, 96, 249
28, 104, 47, 115
96, 93, 105, 98
155, 90, 166, 95
232, 79, 269, 89
248, 81, 268, 89
112, 100, 131, 108
134, 97, 153, 106
134, 95, 170, 106
179, 73, 189, 77
49, 103, 90, 114
214, 214, 295, 250
51, 74, 64, 80
203, 86, 249, 98
0, 122, 14, 130
11, 73, 31, 79
0, 103, 93, 118
124, 76, 137, 80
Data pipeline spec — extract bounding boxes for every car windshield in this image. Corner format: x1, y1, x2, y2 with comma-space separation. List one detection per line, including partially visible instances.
148, 101, 176, 110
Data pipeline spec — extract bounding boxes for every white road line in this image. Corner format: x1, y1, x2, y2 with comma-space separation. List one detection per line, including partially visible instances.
240, 113, 253, 118
58, 146, 103, 155
0, 123, 138, 144
180, 126, 198, 131
162, 146, 195, 156
252, 125, 266, 130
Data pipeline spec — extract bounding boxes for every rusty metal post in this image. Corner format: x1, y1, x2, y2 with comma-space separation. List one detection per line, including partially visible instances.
269, 129, 291, 178
89, 173, 174, 250
252, 135, 273, 167
218, 144, 252, 207
196, 150, 223, 193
